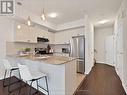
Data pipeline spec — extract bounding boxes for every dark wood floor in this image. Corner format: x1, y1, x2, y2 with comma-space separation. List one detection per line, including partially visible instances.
74, 63, 126, 95
0, 77, 44, 95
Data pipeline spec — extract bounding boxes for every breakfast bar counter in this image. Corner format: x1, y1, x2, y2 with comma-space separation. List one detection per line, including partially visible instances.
14, 55, 76, 65
7, 55, 81, 95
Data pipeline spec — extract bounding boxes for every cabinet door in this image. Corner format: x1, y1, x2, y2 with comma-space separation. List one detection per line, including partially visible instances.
65, 28, 85, 44
15, 24, 30, 42
28, 27, 38, 43
55, 32, 67, 44
70, 28, 85, 37
49, 32, 55, 44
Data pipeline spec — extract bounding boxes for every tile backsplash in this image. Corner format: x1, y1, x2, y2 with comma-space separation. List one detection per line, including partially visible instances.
6, 42, 50, 55
6, 42, 70, 56
53, 44, 70, 53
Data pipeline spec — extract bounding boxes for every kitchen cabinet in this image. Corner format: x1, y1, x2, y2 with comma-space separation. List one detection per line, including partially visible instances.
14, 22, 84, 44
14, 22, 54, 44
54, 27, 85, 44
15, 23, 36, 43
55, 31, 69, 44
49, 32, 55, 44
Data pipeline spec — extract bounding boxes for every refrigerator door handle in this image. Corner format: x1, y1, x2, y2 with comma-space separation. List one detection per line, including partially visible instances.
69, 39, 73, 57
77, 59, 84, 62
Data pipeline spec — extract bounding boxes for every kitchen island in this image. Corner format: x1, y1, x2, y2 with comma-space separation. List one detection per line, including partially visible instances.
7, 55, 85, 95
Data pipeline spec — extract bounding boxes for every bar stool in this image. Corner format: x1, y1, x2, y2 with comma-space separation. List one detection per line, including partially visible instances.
18, 64, 49, 95
2, 59, 21, 93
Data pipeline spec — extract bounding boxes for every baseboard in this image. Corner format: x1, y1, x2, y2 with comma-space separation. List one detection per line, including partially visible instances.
122, 81, 127, 94
96, 61, 106, 64
96, 61, 115, 67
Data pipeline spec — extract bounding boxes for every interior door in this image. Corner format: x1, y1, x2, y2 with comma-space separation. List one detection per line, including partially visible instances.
123, 16, 127, 88
116, 21, 124, 81
105, 36, 114, 66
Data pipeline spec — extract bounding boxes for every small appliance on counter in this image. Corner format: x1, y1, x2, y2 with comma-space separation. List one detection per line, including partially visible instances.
35, 48, 47, 55
46, 44, 51, 53
35, 47, 53, 55
62, 48, 70, 53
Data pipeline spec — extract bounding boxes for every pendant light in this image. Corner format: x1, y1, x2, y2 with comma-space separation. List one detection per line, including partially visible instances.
41, 0, 46, 21
41, 8, 46, 21
27, 16, 31, 26
17, 25, 21, 29
17, 1, 22, 29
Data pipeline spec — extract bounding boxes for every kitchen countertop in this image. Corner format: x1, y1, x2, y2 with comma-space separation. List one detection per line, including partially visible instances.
8, 54, 76, 65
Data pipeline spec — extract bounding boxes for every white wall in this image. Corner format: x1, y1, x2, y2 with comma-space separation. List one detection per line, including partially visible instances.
114, 0, 127, 92
84, 15, 94, 74
0, 18, 14, 58
94, 26, 113, 63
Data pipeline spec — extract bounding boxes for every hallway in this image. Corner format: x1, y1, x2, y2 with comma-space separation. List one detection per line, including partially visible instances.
74, 63, 126, 95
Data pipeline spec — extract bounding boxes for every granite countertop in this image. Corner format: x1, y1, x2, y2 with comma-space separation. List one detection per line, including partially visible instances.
8, 54, 76, 65
39, 56, 76, 65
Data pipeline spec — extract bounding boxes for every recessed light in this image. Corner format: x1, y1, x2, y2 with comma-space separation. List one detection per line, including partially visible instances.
48, 13, 58, 18
17, 25, 21, 29
98, 20, 110, 24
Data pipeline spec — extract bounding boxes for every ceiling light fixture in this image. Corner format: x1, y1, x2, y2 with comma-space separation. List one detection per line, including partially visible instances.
17, 2, 22, 30
41, 8, 46, 21
27, 16, 31, 26
98, 20, 110, 24
48, 13, 57, 18
17, 25, 21, 29
41, 0, 46, 21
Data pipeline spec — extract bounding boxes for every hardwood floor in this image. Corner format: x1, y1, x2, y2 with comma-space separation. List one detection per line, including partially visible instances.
74, 63, 126, 95
0, 77, 44, 95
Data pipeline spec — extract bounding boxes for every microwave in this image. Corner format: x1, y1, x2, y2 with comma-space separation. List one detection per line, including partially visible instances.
62, 48, 69, 53
37, 37, 49, 42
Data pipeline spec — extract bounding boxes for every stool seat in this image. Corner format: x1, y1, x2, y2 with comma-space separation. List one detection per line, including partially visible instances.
18, 64, 49, 95
31, 71, 47, 80
2, 59, 21, 94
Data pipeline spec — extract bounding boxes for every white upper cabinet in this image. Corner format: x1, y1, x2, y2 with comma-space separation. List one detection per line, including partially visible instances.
54, 27, 85, 44
55, 31, 68, 44
49, 32, 55, 44
14, 22, 84, 44
14, 22, 54, 44
15, 23, 34, 43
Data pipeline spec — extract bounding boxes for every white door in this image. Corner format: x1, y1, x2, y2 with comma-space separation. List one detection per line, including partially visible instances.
116, 21, 124, 81
105, 36, 114, 66
122, 15, 127, 89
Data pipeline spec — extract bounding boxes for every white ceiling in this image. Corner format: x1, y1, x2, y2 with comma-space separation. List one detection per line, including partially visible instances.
18, 0, 123, 25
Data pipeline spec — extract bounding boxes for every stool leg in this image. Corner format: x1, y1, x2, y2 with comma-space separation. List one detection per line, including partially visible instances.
8, 70, 12, 93
45, 76, 49, 95
17, 80, 22, 95
29, 81, 33, 95
3, 69, 7, 87
36, 80, 39, 90
18, 69, 21, 95
18, 69, 21, 79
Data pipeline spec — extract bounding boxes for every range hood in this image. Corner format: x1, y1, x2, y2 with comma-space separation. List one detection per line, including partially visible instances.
37, 37, 49, 42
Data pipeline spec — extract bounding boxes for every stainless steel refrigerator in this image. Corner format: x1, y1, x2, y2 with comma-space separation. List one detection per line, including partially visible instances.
70, 36, 85, 74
